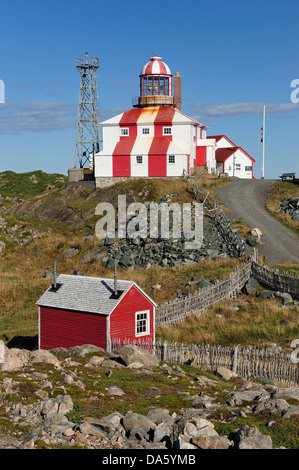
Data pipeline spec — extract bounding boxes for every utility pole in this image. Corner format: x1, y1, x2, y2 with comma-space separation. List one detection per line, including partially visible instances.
261, 105, 265, 179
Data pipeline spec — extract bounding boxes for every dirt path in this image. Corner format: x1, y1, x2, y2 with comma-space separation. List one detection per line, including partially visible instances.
215, 179, 299, 265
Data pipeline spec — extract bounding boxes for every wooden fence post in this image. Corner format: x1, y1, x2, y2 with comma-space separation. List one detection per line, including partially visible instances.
233, 346, 239, 373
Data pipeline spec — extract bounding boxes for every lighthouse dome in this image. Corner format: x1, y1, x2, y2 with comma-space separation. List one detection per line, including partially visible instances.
140, 55, 172, 76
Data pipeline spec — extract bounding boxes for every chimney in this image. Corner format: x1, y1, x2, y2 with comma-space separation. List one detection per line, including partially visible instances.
114, 261, 118, 296
53, 260, 57, 289
173, 72, 182, 111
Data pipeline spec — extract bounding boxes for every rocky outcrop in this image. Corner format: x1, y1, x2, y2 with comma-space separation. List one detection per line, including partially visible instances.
280, 197, 299, 221
0, 344, 296, 449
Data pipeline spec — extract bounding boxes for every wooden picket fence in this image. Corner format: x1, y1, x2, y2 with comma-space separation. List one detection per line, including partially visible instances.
111, 338, 299, 386
251, 259, 299, 299
155, 260, 252, 326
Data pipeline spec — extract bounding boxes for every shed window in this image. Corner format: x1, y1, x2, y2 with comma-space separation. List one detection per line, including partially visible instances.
235, 164, 241, 171
136, 310, 150, 336
245, 166, 252, 171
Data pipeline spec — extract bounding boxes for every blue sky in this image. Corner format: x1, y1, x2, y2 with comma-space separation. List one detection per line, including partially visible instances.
0, 0, 298, 179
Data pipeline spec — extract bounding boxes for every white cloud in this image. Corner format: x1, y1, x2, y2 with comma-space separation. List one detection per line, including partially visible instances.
0, 101, 77, 134
191, 101, 299, 121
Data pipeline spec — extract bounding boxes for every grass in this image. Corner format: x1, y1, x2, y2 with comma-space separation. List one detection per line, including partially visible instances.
265, 181, 299, 236
156, 296, 299, 348
0, 170, 67, 203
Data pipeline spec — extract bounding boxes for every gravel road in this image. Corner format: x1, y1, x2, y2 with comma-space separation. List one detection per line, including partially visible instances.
214, 179, 299, 265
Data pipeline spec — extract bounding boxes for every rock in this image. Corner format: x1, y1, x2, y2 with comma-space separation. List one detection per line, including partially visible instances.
118, 345, 159, 368
216, 366, 238, 381
70, 344, 105, 357
270, 387, 299, 401
248, 236, 263, 247
122, 411, 156, 436
40, 395, 73, 419
251, 228, 263, 237
192, 436, 232, 449
244, 278, 260, 296
147, 409, 175, 427
0, 347, 28, 371
107, 386, 126, 396
232, 425, 273, 449
88, 355, 105, 367
274, 291, 293, 304
30, 349, 62, 369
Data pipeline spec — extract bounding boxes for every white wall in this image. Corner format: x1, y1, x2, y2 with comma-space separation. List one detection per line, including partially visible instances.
166, 154, 187, 176
224, 149, 253, 178
216, 136, 235, 148
130, 154, 148, 176
94, 154, 113, 177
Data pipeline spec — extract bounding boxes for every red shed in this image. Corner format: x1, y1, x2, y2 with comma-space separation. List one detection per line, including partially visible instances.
36, 274, 156, 352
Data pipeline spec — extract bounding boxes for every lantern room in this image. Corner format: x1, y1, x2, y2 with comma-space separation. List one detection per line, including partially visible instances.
137, 55, 174, 108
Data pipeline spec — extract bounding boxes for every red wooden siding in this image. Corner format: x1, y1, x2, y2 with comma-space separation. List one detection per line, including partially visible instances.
195, 146, 206, 166
148, 155, 167, 176
39, 306, 107, 350
110, 286, 154, 344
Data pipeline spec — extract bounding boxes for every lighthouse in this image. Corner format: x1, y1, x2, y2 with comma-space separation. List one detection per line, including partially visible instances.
93, 55, 255, 187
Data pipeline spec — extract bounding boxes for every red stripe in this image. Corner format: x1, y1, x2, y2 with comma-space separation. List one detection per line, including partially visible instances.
113, 137, 136, 176
119, 108, 143, 125
148, 137, 170, 177
154, 107, 175, 124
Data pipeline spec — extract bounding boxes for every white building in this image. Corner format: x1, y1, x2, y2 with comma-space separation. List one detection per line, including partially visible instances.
94, 56, 255, 187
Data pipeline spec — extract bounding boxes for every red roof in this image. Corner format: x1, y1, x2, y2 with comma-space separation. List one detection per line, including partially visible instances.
216, 147, 255, 163
207, 135, 237, 146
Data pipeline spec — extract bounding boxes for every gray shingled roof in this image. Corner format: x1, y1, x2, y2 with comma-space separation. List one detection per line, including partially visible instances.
36, 274, 138, 316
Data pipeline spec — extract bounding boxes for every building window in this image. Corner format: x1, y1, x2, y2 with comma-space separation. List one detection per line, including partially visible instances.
235, 164, 241, 171
245, 166, 252, 171
142, 128, 150, 135
168, 155, 175, 164
136, 155, 143, 164
120, 128, 129, 136
136, 310, 150, 336
163, 127, 172, 135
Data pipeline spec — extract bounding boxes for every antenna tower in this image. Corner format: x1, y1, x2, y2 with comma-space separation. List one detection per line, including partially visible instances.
75, 52, 100, 169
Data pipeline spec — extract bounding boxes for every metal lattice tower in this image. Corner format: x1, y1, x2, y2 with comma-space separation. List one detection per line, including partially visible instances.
75, 52, 100, 169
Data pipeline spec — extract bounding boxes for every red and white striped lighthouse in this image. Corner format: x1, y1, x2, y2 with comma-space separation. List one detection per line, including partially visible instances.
94, 55, 255, 186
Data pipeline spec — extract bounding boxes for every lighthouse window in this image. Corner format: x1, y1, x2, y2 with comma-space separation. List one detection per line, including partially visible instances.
142, 128, 150, 135
147, 76, 153, 95
154, 76, 159, 95
136, 155, 143, 164
120, 128, 129, 136
168, 155, 175, 164
136, 310, 150, 336
163, 127, 172, 135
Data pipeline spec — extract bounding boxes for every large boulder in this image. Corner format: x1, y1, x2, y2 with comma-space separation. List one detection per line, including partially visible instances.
30, 349, 62, 369
0, 346, 30, 371
232, 425, 272, 449
118, 345, 159, 367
